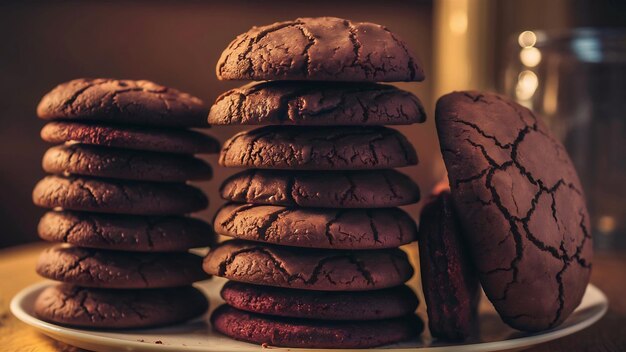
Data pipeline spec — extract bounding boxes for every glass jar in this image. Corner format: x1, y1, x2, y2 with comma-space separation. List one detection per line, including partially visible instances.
504, 28, 626, 250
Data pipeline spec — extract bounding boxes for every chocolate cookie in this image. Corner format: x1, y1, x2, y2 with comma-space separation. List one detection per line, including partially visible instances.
209, 81, 426, 126
35, 284, 208, 329
36, 245, 208, 288
220, 126, 417, 170
221, 281, 418, 320
33, 176, 208, 215
418, 190, 479, 340
41, 121, 220, 154
217, 17, 424, 82
203, 240, 413, 291
211, 305, 422, 348
37, 78, 208, 127
220, 169, 420, 208
214, 203, 417, 249
38, 211, 214, 251
436, 91, 592, 331
42, 144, 212, 182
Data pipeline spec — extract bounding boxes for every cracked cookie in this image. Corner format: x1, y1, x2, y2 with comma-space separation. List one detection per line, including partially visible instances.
35, 284, 208, 329
38, 211, 214, 252
203, 240, 413, 291
41, 121, 220, 154
33, 175, 208, 215
436, 91, 592, 331
42, 144, 212, 182
220, 125, 417, 170
220, 169, 420, 208
36, 245, 209, 288
209, 81, 426, 125
216, 17, 424, 82
221, 281, 418, 320
211, 304, 423, 348
37, 78, 208, 127
418, 189, 479, 340
214, 202, 417, 249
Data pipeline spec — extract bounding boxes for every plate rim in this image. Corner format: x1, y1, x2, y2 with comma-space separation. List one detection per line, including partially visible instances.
10, 281, 608, 352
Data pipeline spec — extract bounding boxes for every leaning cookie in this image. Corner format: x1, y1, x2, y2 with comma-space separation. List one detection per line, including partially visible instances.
220, 169, 420, 208
217, 17, 424, 82
209, 81, 425, 125
41, 121, 220, 154
33, 175, 208, 215
42, 144, 212, 182
220, 126, 417, 170
35, 284, 208, 329
37, 78, 208, 127
36, 245, 208, 288
418, 189, 480, 340
203, 240, 413, 291
38, 211, 214, 252
214, 203, 417, 249
211, 305, 423, 348
436, 91, 592, 331
221, 281, 418, 320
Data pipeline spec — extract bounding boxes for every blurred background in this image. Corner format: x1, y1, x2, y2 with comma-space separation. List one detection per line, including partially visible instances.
0, 0, 624, 249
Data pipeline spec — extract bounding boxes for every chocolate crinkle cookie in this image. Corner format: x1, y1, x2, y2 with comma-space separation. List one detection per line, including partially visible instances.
216, 17, 424, 82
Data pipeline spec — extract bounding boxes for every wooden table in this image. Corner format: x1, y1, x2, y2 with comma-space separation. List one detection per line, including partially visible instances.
1, 242, 625, 352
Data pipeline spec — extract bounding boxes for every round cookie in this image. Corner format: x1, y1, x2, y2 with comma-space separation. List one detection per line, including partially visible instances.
37, 78, 208, 127
436, 91, 592, 331
418, 189, 479, 340
42, 144, 212, 182
41, 121, 220, 154
36, 245, 208, 288
38, 211, 214, 251
209, 81, 426, 126
217, 17, 424, 82
220, 169, 420, 208
214, 203, 417, 249
211, 305, 423, 348
203, 240, 413, 291
220, 126, 417, 170
33, 175, 208, 215
221, 281, 418, 320
35, 284, 208, 329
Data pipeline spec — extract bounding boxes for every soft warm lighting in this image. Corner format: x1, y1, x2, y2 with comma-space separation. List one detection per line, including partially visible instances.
518, 30, 537, 48
520, 47, 542, 67
449, 10, 468, 35
515, 70, 538, 100
598, 215, 617, 233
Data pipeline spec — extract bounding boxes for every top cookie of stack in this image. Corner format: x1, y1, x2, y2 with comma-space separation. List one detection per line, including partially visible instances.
32, 78, 218, 329
205, 17, 426, 349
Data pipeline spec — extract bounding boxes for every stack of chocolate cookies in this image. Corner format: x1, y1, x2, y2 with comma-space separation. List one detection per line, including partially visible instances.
31, 78, 219, 329
203, 17, 427, 348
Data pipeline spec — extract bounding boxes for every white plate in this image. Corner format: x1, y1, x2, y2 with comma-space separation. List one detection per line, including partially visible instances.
11, 278, 607, 352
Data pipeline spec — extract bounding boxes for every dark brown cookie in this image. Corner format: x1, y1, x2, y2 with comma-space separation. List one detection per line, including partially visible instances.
220, 126, 417, 170
203, 240, 413, 291
217, 17, 424, 82
418, 189, 480, 340
38, 211, 214, 251
36, 245, 209, 288
42, 144, 212, 182
35, 284, 208, 329
211, 305, 423, 348
37, 78, 208, 127
221, 281, 418, 320
220, 169, 420, 208
214, 203, 417, 249
33, 176, 208, 215
41, 121, 220, 154
209, 81, 426, 126
436, 91, 592, 331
